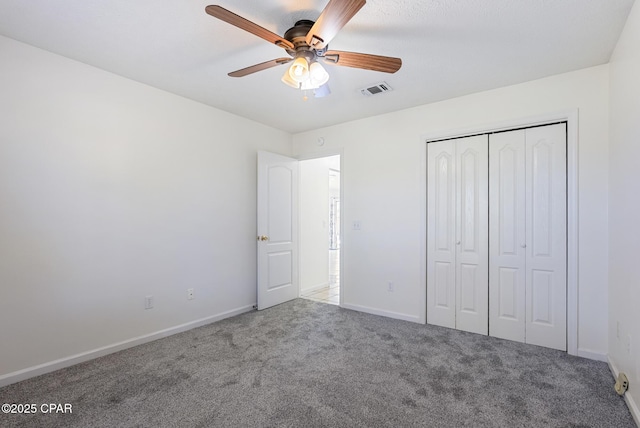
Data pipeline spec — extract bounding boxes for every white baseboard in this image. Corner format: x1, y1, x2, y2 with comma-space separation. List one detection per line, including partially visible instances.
0, 304, 254, 388
576, 348, 608, 362
608, 356, 640, 427
341, 303, 421, 324
299, 281, 329, 295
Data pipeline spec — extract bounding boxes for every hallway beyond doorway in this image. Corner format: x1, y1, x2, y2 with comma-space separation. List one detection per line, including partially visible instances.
301, 249, 339, 305
298, 154, 341, 306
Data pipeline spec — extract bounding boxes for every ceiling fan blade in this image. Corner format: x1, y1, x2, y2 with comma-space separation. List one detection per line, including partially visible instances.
305, 0, 366, 49
205, 5, 294, 51
228, 58, 293, 77
323, 50, 402, 73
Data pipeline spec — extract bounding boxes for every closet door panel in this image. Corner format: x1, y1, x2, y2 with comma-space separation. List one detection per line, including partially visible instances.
455, 136, 489, 335
525, 124, 567, 351
489, 130, 526, 342
427, 141, 456, 328
498, 267, 519, 318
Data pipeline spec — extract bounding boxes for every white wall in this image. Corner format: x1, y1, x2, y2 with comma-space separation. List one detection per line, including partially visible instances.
293, 65, 610, 358
299, 157, 330, 293
0, 36, 291, 380
609, 0, 640, 421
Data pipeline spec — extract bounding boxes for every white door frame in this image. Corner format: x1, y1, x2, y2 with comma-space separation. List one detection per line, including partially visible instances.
420, 110, 579, 356
297, 149, 344, 306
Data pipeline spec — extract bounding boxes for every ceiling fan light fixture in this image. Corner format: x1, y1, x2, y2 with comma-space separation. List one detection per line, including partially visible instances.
301, 78, 320, 91
309, 62, 330, 87
288, 57, 310, 83
281, 70, 300, 88
314, 83, 331, 98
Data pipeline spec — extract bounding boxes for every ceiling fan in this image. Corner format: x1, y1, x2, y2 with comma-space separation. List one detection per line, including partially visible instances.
205, 0, 402, 98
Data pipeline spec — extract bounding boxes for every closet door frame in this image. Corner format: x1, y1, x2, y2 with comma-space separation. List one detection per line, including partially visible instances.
420, 110, 578, 356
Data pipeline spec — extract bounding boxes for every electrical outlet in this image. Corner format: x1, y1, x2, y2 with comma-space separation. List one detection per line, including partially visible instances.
145, 295, 154, 310
615, 373, 629, 396
187, 288, 194, 300
388, 281, 395, 292
352, 221, 362, 230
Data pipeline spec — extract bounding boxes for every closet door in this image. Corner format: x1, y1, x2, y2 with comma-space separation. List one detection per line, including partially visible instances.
489, 130, 527, 342
489, 123, 567, 350
427, 140, 456, 329
525, 124, 566, 350
455, 136, 489, 335
427, 136, 488, 334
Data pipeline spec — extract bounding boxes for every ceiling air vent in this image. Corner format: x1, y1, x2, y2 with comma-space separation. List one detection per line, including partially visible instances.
360, 82, 393, 97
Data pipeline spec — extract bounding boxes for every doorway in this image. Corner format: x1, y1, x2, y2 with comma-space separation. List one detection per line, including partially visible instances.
298, 155, 341, 305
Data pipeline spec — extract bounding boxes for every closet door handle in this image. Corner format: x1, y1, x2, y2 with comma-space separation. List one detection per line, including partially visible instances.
456, 241, 461, 245
521, 243, 526, 248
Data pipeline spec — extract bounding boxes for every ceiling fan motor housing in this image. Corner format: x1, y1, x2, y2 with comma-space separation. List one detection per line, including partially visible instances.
284, 20, 328, 60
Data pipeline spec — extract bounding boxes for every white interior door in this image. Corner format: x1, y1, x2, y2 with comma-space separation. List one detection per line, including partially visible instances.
488, 124, 567, 350
489, 130, 527, 342
455, 136, 489, 335
427, 136, 488, 333
427, 140, 456, 328
524, 124, 567, 350
257, 151, 298, 310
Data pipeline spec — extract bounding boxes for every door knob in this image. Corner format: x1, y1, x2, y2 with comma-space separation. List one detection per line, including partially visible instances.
257, 235, 269, 241
521, 243, 526, 248
456, 241, 461, 245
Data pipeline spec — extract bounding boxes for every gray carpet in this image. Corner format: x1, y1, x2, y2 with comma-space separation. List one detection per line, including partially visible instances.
0, 299, 635, 427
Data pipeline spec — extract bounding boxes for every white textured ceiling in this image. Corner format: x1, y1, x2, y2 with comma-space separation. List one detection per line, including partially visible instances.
0, 0, 634, 133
